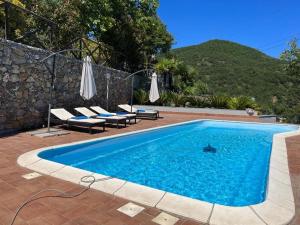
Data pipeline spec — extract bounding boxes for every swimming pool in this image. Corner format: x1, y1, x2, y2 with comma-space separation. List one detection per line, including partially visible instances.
38, 120, 298, 207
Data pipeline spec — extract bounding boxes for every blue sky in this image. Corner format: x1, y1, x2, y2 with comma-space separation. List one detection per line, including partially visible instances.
157, 0, 300, 58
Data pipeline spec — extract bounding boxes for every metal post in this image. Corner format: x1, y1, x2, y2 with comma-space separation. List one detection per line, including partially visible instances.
4, 2, 9, 40
50, 25, 53, 50
106, 78, 109, 111
130, 76, 134, 113
47, 55, 56, 132
79, 39, 82, 59
105, 73, 111, 111
123, 68, 154, 113
35, 48, 92, 136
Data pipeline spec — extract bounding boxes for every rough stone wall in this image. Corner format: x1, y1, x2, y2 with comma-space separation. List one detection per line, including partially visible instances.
0, 39, 130, 134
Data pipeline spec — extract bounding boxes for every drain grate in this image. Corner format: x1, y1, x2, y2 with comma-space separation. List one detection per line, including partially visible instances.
203, 144, 217, 153
117, 202, 145, 217
152, 212, 179, 225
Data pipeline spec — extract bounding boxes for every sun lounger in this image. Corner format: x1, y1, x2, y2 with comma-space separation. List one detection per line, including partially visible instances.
50, 108, 105, 133
74, 107, 127, 128
118, 104, 159, 119
90, 106, 137, 124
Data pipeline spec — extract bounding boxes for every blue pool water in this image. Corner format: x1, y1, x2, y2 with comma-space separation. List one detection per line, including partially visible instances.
39, 120, 298, 206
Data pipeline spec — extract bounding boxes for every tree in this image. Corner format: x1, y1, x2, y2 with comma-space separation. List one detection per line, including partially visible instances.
2, 0, 173, 71
0, 0, 26, 39
78, 0, 173, 71
155, 56, 197, 92
280, 39, 300, 76
155, 57, 179, 90
1, 0, 24, 6
25, 0, 84, 50
0, 0, 24, 7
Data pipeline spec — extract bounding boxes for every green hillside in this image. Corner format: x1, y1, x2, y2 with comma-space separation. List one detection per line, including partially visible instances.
172, 40, 298, 111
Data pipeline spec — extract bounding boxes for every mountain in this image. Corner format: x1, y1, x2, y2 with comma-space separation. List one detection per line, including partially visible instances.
171, 40, 298, 111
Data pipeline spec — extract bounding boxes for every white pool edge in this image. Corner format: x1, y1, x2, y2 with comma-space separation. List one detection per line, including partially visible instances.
17, 119, 299, 225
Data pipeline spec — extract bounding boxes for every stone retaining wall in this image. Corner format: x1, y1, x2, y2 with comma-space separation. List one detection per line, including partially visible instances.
0, 39, 130, 134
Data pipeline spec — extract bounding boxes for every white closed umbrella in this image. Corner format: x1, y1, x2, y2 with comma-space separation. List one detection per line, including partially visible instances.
80, 56, 97, 100
149, 72, 159, 103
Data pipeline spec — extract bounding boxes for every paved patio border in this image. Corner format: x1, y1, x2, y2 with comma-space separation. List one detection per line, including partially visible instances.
17, 119, 299, 225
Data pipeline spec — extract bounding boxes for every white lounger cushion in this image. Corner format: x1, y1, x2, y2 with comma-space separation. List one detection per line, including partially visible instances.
75, 107, 126, 120
122, 113, 137, 117
118, 104, 157, 114
51, 108, 105, 124
118, 104, 137, 113
90, 106, 113, 114
51, 108, 75, 120
75, 107, 97, 117
91, 106, 136, 117
68, 118, 105, 124
96, 115, 126, 120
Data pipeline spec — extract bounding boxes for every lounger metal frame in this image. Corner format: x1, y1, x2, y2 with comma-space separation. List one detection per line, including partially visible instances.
51, 117, 105, 134
89, 106, 137, 124
91, 116, 127, 129
118, 104, 159, 120
136, 111, 159, 120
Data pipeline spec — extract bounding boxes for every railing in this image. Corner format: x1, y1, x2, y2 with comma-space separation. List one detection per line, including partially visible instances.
0, 1, 57, 50
61, 37, 126, 69
0, 1, 126, 68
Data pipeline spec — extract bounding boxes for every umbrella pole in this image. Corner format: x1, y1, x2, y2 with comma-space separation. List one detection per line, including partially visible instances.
124, 69, 153, 113
47, 104, 51, 132
106, 77, 109, 110
47, 55, 56, 133
105, 72, 111, 111
130, 76, 134, 113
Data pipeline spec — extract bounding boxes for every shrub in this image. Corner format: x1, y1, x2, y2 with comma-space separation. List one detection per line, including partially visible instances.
134, 89, 148, 104
281, 104, 300, 123
156, 91, 170, 106
139, 89, 260, 112
192, 96, 210, 107
183, 81, 209, 96
210, 95, 231, 108
229, 96, 257, 110
169, 92, 186, 107
184, 96, 197, 107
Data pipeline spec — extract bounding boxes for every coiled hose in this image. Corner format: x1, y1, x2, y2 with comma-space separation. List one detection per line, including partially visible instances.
9, 175, 113, 225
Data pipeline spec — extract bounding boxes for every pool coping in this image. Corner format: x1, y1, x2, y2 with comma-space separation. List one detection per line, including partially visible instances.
17, 119, 299, 225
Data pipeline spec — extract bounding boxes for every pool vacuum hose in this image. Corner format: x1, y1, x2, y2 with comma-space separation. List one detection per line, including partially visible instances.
9, 175, 112, 225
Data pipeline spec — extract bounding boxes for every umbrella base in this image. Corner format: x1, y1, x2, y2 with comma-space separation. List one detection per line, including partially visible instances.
28, 128, 70, 138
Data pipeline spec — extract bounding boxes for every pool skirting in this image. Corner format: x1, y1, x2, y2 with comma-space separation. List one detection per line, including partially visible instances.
17, 119, 298, 225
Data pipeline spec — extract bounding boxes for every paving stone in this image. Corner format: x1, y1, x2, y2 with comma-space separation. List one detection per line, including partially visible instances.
209, 205, 265, 225
117, 202, 145, 217
152, 212, 179, 225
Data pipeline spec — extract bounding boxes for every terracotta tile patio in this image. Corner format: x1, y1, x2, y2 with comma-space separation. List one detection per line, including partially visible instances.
0, 112, 299, 225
